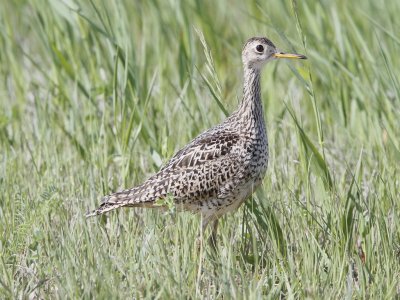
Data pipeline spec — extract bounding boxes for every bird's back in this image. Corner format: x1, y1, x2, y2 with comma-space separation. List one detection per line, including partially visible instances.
89, 115, 268, 218
87, 36, 307, 246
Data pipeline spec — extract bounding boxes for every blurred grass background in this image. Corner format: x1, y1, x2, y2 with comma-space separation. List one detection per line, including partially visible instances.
1, 0, 399, 298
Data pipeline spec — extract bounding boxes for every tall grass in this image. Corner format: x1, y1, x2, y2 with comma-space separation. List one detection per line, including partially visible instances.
0, 0, 399, 298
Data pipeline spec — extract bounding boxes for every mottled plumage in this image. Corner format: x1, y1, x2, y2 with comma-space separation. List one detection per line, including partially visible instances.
87, 37, 306, 242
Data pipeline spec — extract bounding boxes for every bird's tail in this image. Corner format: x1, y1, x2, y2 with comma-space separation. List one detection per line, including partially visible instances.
85, 202, 126, 217
86, 182, 161, 218
86, 188, 139, 218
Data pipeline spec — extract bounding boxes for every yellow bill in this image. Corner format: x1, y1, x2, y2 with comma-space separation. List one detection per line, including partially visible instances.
274, 52, 307, 59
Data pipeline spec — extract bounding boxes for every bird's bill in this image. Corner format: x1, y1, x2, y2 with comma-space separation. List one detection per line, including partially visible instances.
274, 52, 307, 59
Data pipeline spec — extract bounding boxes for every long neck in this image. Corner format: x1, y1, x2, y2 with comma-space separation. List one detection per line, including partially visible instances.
234, 67, 265, 131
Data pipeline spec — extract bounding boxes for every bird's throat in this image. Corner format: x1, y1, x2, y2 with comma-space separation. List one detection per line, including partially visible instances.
236, 67, 265, 132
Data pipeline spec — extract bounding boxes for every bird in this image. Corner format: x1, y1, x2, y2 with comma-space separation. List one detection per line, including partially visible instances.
87, 37, 306, 246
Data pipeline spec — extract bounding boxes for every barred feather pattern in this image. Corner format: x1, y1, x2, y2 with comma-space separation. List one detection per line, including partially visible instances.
87, 38, 272, 229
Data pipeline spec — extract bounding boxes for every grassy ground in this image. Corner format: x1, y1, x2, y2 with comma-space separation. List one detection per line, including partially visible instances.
1, 0, 399, 298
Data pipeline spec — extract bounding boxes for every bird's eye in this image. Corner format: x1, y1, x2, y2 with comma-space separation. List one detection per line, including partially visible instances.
256, 45, 264, 52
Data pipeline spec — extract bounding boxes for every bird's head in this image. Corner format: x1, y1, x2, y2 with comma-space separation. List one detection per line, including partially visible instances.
242, 37, 307, 70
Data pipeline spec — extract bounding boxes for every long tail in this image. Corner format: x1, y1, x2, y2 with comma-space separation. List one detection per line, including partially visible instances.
85, 189, 137, 217
86, 179, 167, 217
85, 203, 126, 217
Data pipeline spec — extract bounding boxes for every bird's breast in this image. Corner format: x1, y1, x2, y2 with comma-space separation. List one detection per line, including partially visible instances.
239, 131, 269, 180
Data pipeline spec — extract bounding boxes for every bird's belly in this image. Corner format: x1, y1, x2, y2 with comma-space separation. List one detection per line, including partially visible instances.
218, 146, 269, 213
197, 179, 260, 218
175, 140, 269, 216
189, 165, 267, 217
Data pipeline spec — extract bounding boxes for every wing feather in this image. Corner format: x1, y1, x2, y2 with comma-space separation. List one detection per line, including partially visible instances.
100, 129, 242, 208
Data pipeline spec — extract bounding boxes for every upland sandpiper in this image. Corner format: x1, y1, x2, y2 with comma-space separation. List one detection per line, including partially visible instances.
87, 37, 306, 245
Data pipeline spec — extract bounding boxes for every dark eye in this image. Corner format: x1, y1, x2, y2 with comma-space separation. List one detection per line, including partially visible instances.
256, 45, 264, 52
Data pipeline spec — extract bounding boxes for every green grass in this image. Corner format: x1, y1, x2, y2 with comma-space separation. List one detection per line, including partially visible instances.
1, 0, 399, 298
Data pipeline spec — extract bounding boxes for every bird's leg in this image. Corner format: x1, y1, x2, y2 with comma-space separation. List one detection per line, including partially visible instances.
195, 216, 220, 252
195, 217, 210, 250
208, 219, 219, 250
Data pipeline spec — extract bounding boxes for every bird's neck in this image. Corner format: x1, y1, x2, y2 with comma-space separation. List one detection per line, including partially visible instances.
235, 67, 265, 131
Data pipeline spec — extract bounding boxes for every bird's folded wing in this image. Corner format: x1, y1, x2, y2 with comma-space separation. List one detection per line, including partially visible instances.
161, 129, 240, 171
100, 130, 243, 206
